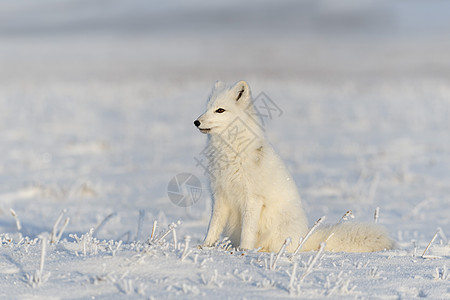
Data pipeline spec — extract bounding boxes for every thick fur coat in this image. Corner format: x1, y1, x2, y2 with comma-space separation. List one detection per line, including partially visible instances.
194, 80, 394, 253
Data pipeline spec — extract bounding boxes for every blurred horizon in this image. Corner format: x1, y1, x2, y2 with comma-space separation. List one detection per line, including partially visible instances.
1, 1, 450, 85
1, 0, 450, 39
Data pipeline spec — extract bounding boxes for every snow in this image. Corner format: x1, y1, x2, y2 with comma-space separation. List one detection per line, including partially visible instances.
1, 1, 449, 299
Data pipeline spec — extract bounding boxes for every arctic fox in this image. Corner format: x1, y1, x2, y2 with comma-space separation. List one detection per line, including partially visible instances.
194, 80, 394, 253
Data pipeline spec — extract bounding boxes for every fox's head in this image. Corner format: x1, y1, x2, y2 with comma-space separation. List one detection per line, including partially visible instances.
194, 80, 254, 134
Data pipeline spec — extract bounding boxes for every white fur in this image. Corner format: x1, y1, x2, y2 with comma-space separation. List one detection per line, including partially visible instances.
195, 80, 395, 253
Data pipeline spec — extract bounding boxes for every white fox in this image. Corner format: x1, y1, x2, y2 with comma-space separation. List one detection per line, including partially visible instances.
194, 80, 394, 253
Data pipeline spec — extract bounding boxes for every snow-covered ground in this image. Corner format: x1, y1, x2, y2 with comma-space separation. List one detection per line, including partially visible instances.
0, 1, 449, 299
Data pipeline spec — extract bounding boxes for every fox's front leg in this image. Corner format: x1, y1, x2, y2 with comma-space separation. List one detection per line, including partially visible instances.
239, 199, 263, 250
203, 199, 229, 247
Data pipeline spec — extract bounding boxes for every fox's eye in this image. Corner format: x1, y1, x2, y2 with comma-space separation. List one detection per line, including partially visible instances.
215, 108, 225, 113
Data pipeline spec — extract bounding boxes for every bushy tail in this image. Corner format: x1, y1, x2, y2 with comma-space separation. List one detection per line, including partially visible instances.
302, 222, 395, 252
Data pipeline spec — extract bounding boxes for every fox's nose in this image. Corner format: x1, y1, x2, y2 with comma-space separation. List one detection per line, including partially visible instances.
194, 120, 201, 127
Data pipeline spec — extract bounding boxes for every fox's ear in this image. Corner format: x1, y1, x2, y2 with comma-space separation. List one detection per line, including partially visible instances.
232, 80, 250, 102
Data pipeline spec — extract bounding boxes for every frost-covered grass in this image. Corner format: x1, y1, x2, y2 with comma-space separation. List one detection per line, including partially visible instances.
1, 223, 449, 299
1, 1, 450, 299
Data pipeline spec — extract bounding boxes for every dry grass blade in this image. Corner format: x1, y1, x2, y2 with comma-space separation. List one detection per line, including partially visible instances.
10, 209, 22, 231
422, 229, 440, 258
292, 216, 325, 257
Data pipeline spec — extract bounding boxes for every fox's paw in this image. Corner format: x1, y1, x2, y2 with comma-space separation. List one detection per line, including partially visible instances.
198, 244, 214, 250
202, 238, 218, 247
